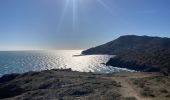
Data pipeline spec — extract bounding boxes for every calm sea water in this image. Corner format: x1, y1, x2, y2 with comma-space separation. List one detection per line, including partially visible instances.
0, 50, 131, 76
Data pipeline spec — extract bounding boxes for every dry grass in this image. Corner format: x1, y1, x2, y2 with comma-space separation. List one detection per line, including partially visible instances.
131, 76, 170, 100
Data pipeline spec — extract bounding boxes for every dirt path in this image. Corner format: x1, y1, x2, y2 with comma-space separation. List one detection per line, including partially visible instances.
112, 72, 159, 100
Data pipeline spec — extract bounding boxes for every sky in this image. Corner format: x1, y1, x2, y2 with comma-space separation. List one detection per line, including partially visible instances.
0, 0, 170, 50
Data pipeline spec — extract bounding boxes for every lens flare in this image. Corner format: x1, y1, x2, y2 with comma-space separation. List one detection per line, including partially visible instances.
97, 0, 115, 15
57, 0, 78, 32
57, 0, 69, 32
57, 0, 115, 33
72, 0, 78, 32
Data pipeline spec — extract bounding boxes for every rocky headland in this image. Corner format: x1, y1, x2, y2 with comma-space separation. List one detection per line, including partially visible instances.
82, 35, 170, 75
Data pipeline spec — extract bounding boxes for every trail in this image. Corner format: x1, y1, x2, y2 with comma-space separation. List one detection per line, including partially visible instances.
112, 72, 159, 100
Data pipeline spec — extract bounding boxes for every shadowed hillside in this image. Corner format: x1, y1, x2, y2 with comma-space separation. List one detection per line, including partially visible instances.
82, 35, 170, 55
106, 49, 170, 75
82, 35, 170, 75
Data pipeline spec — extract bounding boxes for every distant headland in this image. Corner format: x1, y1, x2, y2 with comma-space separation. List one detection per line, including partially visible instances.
82, 35, 170, 75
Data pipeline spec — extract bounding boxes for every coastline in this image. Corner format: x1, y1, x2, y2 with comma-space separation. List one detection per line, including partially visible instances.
106, 57, 161, 72
81, 35, 170, 76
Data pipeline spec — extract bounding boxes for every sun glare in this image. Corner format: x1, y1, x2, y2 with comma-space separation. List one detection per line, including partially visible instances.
57, 0, 113, 32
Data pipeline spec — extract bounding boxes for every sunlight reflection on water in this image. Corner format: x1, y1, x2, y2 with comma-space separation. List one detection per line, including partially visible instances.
0, 50, 132, 76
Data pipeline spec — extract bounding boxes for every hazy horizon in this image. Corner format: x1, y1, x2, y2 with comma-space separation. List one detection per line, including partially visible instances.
0, 0, 170, 50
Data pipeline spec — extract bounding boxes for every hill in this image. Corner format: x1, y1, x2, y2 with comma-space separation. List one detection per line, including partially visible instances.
106, 49, 170, 75
82, 35, 170, 55
82, 35, 170, 75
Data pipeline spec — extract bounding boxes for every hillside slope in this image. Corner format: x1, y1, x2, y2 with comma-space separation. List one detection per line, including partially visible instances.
82, 35, 170, 55
1, 69, 168, 100
106, 49, 170, 74
82, 35, 170, 74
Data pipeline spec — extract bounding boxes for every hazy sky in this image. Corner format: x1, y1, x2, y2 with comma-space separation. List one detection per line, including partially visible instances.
0, 0, 170, 50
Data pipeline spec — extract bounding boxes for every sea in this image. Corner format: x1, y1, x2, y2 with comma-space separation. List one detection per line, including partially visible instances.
0, 50, 131, 76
